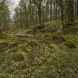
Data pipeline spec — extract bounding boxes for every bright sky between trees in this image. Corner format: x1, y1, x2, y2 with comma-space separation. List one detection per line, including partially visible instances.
8, 0, 20, 18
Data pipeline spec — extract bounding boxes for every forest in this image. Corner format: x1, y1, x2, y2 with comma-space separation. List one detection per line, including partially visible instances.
0, 0, 78, 78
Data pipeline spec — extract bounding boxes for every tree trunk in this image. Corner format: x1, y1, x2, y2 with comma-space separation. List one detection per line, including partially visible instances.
38, 4, 42, 25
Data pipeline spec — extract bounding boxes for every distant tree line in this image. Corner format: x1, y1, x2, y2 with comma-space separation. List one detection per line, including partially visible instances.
14, 0, 78, 31
0, 0, 78, 32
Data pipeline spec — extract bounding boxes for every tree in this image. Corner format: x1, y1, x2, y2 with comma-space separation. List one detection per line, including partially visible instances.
77, 0, 78, 16
0, 0, 9, 32
57, 0, 64, 26
14, 0, 29, 29
64, 0, 74, 26
57, 0, 74, 32
49, 0, 53, 21
32, 0, 43, 25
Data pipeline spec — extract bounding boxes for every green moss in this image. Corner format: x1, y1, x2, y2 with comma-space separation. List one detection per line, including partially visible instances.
0, 29, 78, 78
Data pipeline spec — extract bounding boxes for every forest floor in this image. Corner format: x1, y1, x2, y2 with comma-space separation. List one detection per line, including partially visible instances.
0, 26, 78, 78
